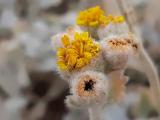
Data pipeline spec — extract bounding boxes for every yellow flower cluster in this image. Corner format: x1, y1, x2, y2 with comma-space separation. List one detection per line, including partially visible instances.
57, 32, 100, 71
76, 6, 108, 27
76, 6, 125, 27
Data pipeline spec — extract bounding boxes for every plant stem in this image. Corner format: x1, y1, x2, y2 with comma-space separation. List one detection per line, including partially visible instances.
89, 105, 103, 120
139, 47, 160, 110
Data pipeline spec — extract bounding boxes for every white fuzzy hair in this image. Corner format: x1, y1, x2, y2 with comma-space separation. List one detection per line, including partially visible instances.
98, 22, 129, 40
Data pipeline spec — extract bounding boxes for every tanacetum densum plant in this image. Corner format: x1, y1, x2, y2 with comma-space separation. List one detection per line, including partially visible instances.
51, 6, 141, 120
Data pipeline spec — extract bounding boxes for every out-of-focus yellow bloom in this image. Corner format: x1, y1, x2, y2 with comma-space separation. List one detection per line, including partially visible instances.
76, 6, 125, 27
76, 6, 109, 27
57, 32, 100, 71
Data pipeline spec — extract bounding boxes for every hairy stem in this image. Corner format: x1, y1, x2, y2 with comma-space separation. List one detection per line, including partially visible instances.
139, 47, 160, 103
89, 105, 103, 120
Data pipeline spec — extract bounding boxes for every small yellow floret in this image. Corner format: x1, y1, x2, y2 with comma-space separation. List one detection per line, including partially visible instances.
57, 32, 100, 71
61, 35, 70, 47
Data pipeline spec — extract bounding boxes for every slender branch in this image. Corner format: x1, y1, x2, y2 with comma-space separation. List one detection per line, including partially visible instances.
139, 47, 160, 103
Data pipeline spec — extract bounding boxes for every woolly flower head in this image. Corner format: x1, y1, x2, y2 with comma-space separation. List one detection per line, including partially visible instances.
101, 36, 138, 70
57, 32, 100, 71
71, 71, 109, 103
76, 6, 125, 28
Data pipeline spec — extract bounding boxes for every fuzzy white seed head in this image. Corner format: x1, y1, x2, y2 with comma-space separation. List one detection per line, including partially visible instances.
101, 36, 138, 70
69, 71, 109, 107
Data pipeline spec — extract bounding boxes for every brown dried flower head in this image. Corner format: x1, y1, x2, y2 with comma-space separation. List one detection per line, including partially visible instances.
101, 36, 138, 71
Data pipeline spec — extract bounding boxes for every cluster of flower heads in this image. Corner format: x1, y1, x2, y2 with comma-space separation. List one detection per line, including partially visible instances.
52, 6, 139, 108
76, 6, 125, 27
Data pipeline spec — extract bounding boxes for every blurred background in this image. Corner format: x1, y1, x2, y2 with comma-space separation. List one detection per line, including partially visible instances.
0, 0, 160, 120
